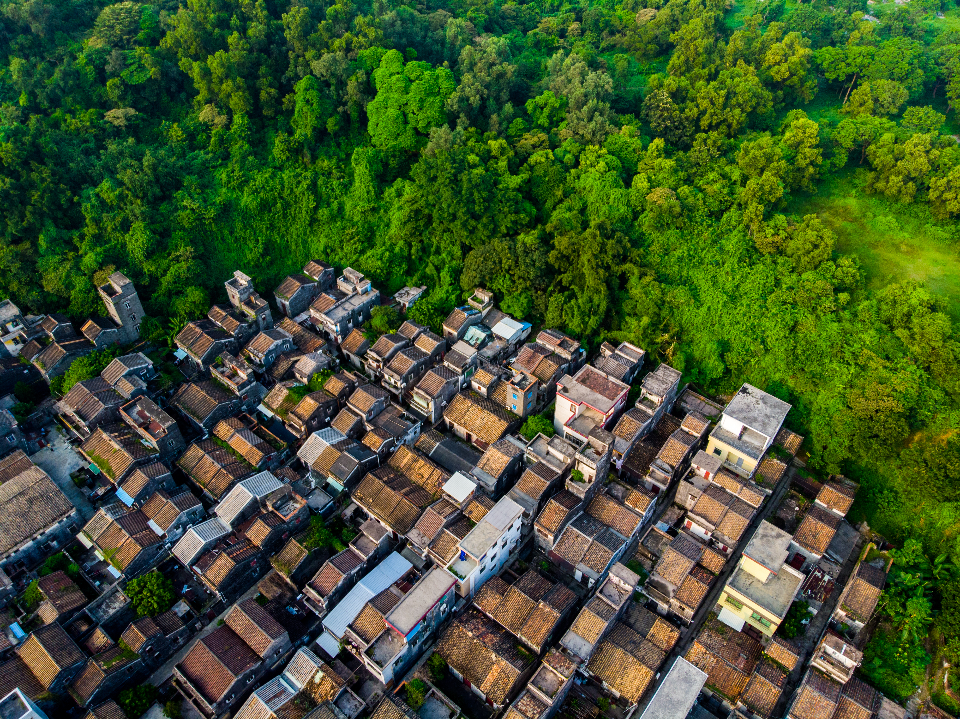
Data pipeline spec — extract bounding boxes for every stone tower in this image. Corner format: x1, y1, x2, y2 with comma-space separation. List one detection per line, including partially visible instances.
97, 272, 144, 344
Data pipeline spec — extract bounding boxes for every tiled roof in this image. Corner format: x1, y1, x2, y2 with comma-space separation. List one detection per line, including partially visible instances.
61, 377, 123, 425
349, 384, 389, 415
535, 491, 580, 535
118, 462, 170, 501
416, 367, 457, 399
675, 565, 713, 612
765, 636, 800, 671
175, 320, 230, 359
171, 380, 233, 424
0, 465, 75, 556
685, 618, 761, 702
18, 623, 84, 688
37, 570, 87, 616
774, 428, 803, 456
388, 445, 449, 495
587, 629, 657, 703
654, 539, 699, 587
568, 596, 615, 645
790, 670, 841, 719
839, 562, 886, 623
817, 477, 859, 516
837, 676, 878, 719
476, 437, 524, 480
741, 659, 787, 717
756, 457, 788, 486
657, 429, 696, 469
177, 439, 251, 499
794, 505, 841, 555
275, 273, 314, 300
443, 392, 515, 445
586, 494, 643, 539
436, 611, 533, 705
0, 449, 33, 484
177, 625, 260, 704
692, 484, 734, 526
225, 598, 287, 657
681, 411, 710, 436
341, 328, 370, 356
353, 468, 431, 535
84, 700, 127, 719
331, 408, 363, 436
81, 425, 158, 481
121, 617, 161, 653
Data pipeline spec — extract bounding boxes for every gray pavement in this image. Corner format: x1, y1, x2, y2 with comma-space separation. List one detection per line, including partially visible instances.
30, 426, 95, 522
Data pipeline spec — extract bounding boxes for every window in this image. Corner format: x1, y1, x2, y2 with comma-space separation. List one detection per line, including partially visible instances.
123, 301, 130, 309
736, 456, 745, 468
570, 403, 577, 412
713, 447, 722, 457
724, 595, 744, 610
750, 612, 772, 628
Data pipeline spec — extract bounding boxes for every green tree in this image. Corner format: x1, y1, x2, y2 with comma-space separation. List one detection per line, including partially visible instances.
126, 571, 176, 617
118, 685, 159, 719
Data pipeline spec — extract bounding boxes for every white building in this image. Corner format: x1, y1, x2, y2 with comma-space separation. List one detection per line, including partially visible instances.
446, 496, 523, 598
554, 365, 630, 440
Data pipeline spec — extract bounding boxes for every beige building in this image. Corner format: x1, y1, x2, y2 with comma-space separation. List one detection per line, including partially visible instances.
705, 384, 790, 478
717, 520, 804, 638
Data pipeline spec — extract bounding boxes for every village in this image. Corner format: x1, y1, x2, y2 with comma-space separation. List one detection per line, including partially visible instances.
0, 264, 936, 719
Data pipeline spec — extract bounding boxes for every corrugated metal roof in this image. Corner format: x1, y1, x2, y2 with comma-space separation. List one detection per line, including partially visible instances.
321, 552, 412, 639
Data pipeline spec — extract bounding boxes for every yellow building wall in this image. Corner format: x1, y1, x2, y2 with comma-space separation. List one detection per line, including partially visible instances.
704, 437, 759, 475
719, 589, 780, 637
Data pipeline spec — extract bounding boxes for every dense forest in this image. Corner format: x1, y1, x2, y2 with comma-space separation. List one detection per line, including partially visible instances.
4, 0, 960, 705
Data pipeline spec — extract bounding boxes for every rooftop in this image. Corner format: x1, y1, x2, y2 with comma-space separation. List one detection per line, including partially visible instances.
459, 496, 522, 559
723, 384, 791, 439
385, 567, 456, 636
557, 366, 629, 414
743, 520, 792, 574
638, 657, 708, 719
727, 561, 805, 620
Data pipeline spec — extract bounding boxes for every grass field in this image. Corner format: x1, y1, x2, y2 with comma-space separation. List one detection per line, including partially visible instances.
790, 170, 960, 318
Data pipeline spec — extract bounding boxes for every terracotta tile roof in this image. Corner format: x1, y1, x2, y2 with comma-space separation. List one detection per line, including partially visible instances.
790, 670, 841, 719
411, 499, 458, 547
0, 656, 43, 699
177, 625, 260, 704
838, 562, 886, 623
817, 477, 859, 516
586, 494, 643, 538
443, 392, 516, 445
309, 554, 353, 597
443, 308, 474, 333
121, 617, 161, 653
587, 631, 656, 703
0, 450, 33, 484
741, 659, 787, 717
646, 616, 680, 652
474, 577, 510, 615
200, 538, 260, 588
464, 495, 495, 523
277, 317, 326, 353
476, 438, 524, 480
569, 596, 615, 645
414, 330, 444, 355
271, 538, 309, 576
83, 628, 114, 655
756, 457, 788, 487
18, 623, 84, 688
553, 526, 591, 565
341, 329, 369, 356
331, 408, 363, 436
654, 540, 699, 586
765, 636, 800, 671
370, 695, 419, 719
580, 540, 615, 574
513, 468, 553, 502
794, 505, 841, 555
512, 691, 549, 719
389, 445, 449, 495
119, 462, 169, 503
657, 429, 695, 469
681, 411, 710, 436
177, 439, 251, 499
699, 546, 727, 574
275, 273, 314, 300
416, 367, 457, 399
37, 570, 86, 616
84, 700, 127, 719
171, 380, 234, 424
353, 469, 430, 535
81, 424, 159, 482
717, 497, 755, 543
428, 528, 462, 565
436, 611, 533, 705
691, 484, 734, 527
675, 565, 712, 611
775, 428, 803, 456
225, 598, 286, 658
685, 619, 761, 702
535, 491, 580, 535
349, 384, 389, 416
837, 676, 878, 719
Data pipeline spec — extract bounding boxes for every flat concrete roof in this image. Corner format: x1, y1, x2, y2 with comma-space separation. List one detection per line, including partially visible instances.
727, 561, 804, 620
386, 567, 456, 636
460, 496, 522, 559
639, 656, 707, 719
743, 520, 792, 573
443, 472, 476, 504
723, 384, 791, 439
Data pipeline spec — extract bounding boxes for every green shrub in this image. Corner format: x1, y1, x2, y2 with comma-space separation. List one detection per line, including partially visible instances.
126, 571, 176, 617
117, 685, 159, 719
406, 679, 428, 710
520, 414, 554, 441
427, 653, 447, 681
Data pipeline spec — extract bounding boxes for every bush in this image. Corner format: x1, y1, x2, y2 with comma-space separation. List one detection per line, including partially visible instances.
519, 414, 554, 441
406, 679, 428, 710
427, 653, 447, 681
778, 600, 810, 639
38, 552, 78, 578
118, 685, 159, 718
163, 699, 183, 719
597, 697, 611, 712
22, 580, 42, 609
126, 571, 176, 617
